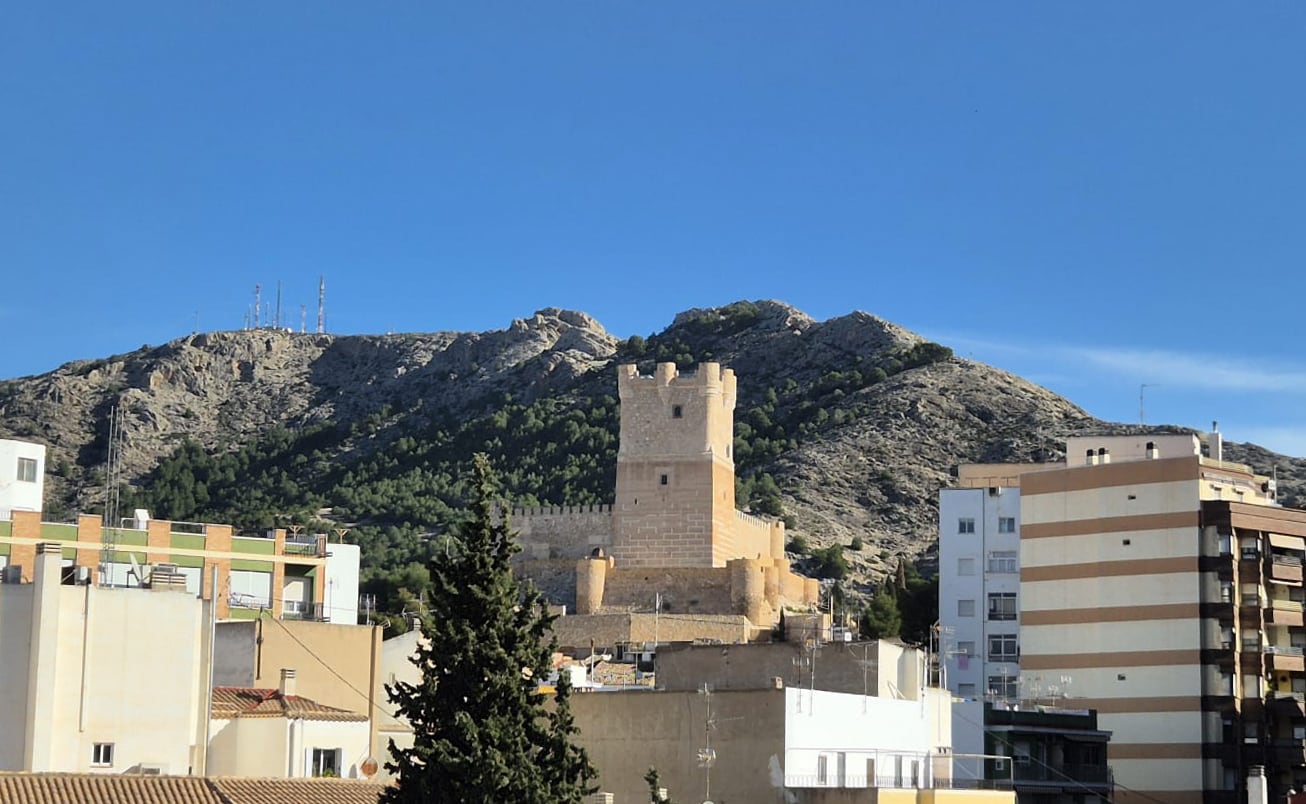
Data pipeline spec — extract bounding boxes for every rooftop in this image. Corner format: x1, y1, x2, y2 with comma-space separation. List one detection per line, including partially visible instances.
212, 687, 368, 722
0, 774, 386, 804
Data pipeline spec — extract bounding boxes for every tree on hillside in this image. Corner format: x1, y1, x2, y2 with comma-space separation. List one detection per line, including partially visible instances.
381, 454, 597, 803
858, 586, 902, 640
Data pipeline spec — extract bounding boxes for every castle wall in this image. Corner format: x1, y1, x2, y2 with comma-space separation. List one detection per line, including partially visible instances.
510, 505, 613, 560
598, 567, 732, 616
611, 462, 718, 567
719, 509, 783, 566
514, 559, 579, 612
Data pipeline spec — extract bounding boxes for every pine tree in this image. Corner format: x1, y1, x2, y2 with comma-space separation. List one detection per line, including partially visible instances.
858, 586, 902, 640
381, 454, 597, 803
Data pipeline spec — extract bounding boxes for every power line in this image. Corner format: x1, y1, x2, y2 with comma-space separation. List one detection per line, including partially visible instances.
264, 611, 398, 721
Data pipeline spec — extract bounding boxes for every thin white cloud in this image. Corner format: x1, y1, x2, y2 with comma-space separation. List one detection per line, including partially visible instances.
927, 330, 1306, 395
1072, 348, 1306, 394
1230, 427, 1306, 458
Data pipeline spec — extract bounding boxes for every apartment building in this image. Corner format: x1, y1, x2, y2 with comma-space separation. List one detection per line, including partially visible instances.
0, 439, 45, 519
0, 543, 210, 773
1017, 433, 1302, 804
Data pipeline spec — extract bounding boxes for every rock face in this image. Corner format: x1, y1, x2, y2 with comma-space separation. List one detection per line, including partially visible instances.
1, 299, 1303, 594
0, 310, 619, 513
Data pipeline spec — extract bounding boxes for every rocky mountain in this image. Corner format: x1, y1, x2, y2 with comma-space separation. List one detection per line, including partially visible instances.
2, 300, 1302, 603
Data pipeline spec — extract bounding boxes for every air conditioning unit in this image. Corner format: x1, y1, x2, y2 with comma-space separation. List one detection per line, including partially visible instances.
136, 763, 167, 775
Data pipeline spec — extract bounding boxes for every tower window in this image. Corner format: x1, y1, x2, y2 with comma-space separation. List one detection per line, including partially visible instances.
660, 474, 668, 486
672, 405, 683, 419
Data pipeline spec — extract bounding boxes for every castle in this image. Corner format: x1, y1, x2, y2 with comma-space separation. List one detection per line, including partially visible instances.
512, 362, 819, 626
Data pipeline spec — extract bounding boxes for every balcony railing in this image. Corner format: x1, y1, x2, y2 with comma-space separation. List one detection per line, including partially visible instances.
1012, 762, 1113, 786
1274, 554, 1304, 566
1265, 646, 1305, 657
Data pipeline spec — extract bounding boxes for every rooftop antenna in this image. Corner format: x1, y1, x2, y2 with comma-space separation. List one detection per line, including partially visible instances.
317, 276, 325, 334
697, 684, 717, 802
100, 405, 126, 586
275, 281, 282, 329
254, 284, 262, 328
300, 304, 307, 334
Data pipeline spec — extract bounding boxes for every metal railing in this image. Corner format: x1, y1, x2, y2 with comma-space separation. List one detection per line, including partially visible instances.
1265, 645, 1305, 657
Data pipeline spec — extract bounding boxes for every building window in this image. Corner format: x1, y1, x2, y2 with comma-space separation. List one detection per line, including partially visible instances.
988, 674, 1019, 700
816, 753, 830, 785
957, 599, 975, 617
956, 640, 975, 658
988, 551, 1018, 574
989, 634, 1018, 661
16, 457, 37, 483
958, 518, 975, 534
92, 743, 114, 767
312, 747, 342, 778
997, 517, 1016, 534
659, 474, 668, 486
988, 593, 1017, 621
672, 405, 683, 419
957, 557, 975, 576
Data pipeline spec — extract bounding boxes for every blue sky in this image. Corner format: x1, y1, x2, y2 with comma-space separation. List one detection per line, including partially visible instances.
3, 3, 1306, 455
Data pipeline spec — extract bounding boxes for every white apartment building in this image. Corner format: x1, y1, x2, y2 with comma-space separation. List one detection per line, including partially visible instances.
0, 439, 45, 520
939, 484, 1025, 704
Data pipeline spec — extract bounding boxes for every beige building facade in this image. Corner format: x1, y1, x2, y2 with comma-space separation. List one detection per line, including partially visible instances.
1017, 434, 1302, 804
0, 543, 210, 774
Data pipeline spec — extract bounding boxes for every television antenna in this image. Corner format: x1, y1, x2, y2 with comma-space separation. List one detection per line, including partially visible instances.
1139, 384, 1158, 424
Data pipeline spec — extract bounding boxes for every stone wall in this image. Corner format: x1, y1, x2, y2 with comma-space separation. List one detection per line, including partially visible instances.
514, 559, 579, 611
551, 612, 757, 651
599, 566, 732, 615
509, 505, 613, 560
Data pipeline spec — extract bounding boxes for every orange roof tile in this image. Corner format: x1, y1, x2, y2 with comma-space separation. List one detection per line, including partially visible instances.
212, 687, 368, 722
0, 774, 388, 804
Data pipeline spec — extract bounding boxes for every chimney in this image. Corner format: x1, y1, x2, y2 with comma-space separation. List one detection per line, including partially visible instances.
1098, 447, 1110, 465
1085, 449, 1097, 466
1145, 441, 1159, 460
1211, 421, 1224, 464
1246, 765, 1267, 804
279, 668, 297, 698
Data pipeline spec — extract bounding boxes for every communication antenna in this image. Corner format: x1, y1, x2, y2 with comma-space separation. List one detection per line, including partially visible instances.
274, 281, 282, 329
300, 304, 307, 334
100, 405, 126, 586
317, 275, 325, 333
254, 284, 262, 328
1139, 384, 1157, 424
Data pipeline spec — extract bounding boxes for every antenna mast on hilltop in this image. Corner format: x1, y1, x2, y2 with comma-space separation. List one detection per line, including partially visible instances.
300, 304, 307, 333
317, 276, 326, 333
254, 284, 262, 329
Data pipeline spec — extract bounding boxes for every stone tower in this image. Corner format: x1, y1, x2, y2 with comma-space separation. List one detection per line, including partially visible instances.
612, 362, 738, 567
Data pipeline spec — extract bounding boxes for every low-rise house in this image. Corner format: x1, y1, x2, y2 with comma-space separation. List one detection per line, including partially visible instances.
208, 670, 373, 779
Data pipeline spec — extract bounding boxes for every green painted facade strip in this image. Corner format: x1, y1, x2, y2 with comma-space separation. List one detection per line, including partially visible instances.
62, 547, 77, 560
227, 608, 262, 620
0, 521, 10, 538
104, 550, 148, 564
170, 533, 206, 551
232, 537, 276, 556
0, 544, 9, 557
39, 523, 78, 541
230, 558, 275, 573
170, 554, 206, 569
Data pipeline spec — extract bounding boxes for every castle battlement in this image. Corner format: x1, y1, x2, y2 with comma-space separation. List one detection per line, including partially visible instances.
616, 362, 736, 405
511, 503, 614, 519
733, 509, 776, 532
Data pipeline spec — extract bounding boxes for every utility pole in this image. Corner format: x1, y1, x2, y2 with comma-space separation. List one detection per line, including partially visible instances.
1139, 384, 1157, 424
317, 275, 326, 334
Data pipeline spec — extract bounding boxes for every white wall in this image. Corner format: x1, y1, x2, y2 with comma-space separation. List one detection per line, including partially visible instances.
0, 573, 207, 774
939, 487, 1022, 700
324, 543, 360, 625
783, 688, 939, 788
0, 440, 45, 518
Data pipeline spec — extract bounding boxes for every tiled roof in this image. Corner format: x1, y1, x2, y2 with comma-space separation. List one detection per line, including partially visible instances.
213, 777, 388, 804
212, 687, 369, 722
0, 774, 387, 804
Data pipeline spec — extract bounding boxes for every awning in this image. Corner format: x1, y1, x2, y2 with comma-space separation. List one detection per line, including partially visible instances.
1271, 533, 1306, 551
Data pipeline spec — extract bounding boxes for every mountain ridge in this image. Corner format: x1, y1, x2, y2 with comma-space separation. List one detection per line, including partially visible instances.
2, 300, 1302, 606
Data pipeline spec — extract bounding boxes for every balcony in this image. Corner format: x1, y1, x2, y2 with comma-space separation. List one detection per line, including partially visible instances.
1011, 762, 1113, 789
281, 600, 327, 621
1270, 554, 1304, 584
1273, 740, 1306, 767
1265, 646, 1306, 673
1266, 599, 1305, 626
1268, 691, 1306, 719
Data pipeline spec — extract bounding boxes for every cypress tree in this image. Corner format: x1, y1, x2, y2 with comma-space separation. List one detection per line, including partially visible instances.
381, 454, 597, 803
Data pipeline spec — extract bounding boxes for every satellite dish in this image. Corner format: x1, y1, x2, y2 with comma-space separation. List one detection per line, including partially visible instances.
360, 756, 379, 779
